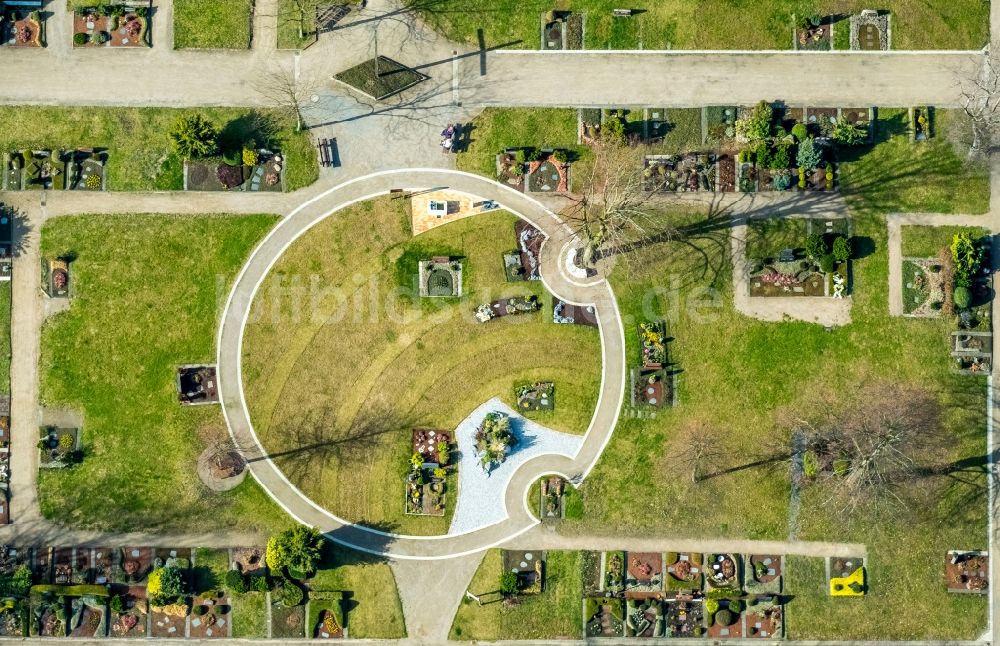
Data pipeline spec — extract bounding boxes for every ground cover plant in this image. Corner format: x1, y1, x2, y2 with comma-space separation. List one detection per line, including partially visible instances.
407, 0, 987, 50
173, 0, 252, 48
307, 543, 405, 638
0, 107, 315, 191
546, 198, 989, 638
334, 57, 428, 100
450, 549, 582, 640
38, 214, 288, 533
242, 199, 602, 534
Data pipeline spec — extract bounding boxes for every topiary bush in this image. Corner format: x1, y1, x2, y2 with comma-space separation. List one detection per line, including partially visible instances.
791, 123, 808, 141
279, 582, 304, 607
819, 254, 836, 273
804, 233, 827, 259
222, 149, 241, 166
832, 236, 851, 262
224, 570, 248, 594
714, 608, 735, 626
73, 32, 88, 46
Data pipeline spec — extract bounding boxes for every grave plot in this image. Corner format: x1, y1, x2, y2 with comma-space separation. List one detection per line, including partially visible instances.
53, 547, 73, 585
850, 10, 889, 50
583, 597, 624, 638
664, 595, 704, 637
31, 593, 66, 636
525, 150, 569, 193
1, 8, 42, 47
912, 106, 933, 141
665, 552, 702, 592
638, 321, 667, 367
270, 594, 306, 639
22, 151, 61, 190
412, 429, 451, 464
2, 153, 23, 190
624, 552, 663, 596
503, 220, 543, 282
502, 550, 544, 594
625, 597, 664, 637
776, 105, 805, 134
474, 295, 541, 322
38, 426, 80, 469
91, 548, 115, 585
185, 151, 285, 192
189, 590, 231, 638
745, 596, 783, 639
705, 553, 742, 594
716, 154, 736, 192
307, 591, 344, 639
806, 107, 838, 137
744, 554, 782, 595
406, 429, 451, 517
109, 586, 148, 637
704, 106, 738, 145
952, 331, 993, 375
902, 258, 945, 315
946, 550, 988, 593
495, 149, 526, 192
115, 547, 153, 584
155, 548, 192, 587
177, 365, 219, 405
601, 551, 625, 594
517, 382, 554, 412
68, 596, 108, 638
72, 548, 93, 585
64, 150, 107, 191
828, 556, 865, 596
747, 219, 850, 298
0, 600, 26, 636
149, 602, 186, 638
630, 368, 672, 408
73, 6, 150, 47
43, 258, 71, 299
705, 597, 743, 638
540, 10, 583, 50
538, 476, 565, 520
231, 547, 266, 577
418, 257, 463, 297
794, 15, 830, 50
552, 299, 598, 327
33, 547, 52, 584
839, 107, 873, 141
643, 154, 717, 192
333, 56, 429, 101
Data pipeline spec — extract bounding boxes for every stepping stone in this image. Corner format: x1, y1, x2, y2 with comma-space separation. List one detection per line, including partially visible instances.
206, 628, 213, 636
192, 618, 201, 627
216, 619, 225, 627
168, 626, 176, 633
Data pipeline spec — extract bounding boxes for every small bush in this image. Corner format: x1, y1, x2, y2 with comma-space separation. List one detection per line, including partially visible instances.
251, 575, 269, 593
85, 174, 102, 190
242, 147, 259, 166
954, 285, 972, 309
804, 234, 826, 259
728, 599, 742, 614
110, 595, 124, 614
95, 31, 109, 44
803, 450, 819, 477
499, 571, 519, 595
796, 137, 823, 169
791, 123, 808, 141
222, 149, 241, 166
705, 598, 719, 615
715, 609, 735, 626
193, 605, 208, 616
279, 582, 304, 607
832, 236, 851, 262
74, 32, 88, 45
224, 570, 247, 594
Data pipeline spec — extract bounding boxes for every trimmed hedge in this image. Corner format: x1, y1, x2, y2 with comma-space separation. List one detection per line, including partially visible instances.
30, 584, 110, 597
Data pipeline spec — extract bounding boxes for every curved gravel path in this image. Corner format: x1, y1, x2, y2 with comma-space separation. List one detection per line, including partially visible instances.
216, 168, 626, 560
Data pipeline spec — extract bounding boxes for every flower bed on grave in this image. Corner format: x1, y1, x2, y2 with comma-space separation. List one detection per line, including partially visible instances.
912, 106, 933, 141
665, 595, 704, 637
64, 150, 107, 191
795, 15, 831, 50
705, 106, 737, 145
115, 547, 153, 584
189, 590, 230, 638
73, 6, 150, 48
744, 554, 782, 595
307, 592, 344, 639
665, 552, 702, 592
68, 596, 107, 638
903, 258, 945, 315
186, 151, 284, 192
517, 382, 554, 412
626, 598, 664, 637
525, 151, 569, 193
946, 550, 989, 593
109, 586, 147, 637
602, 551, 625, 594
745, 596, 783, 639
495, 149, 526, 192
638, 321, 667, 367
828, 556, 865, 596
91, 548, 114, 585
37, 427, 80, 468
705, 553, 741, 593
474, 412, 516, 472
503, 220, 542, 281
23, 151, 60, 190
406, 430, 451, 517
584, 597, 624, 638
624, 552, 663, 595
538, 476, 565, 519
2, 10, 43, 47
474, 295, 541, 322
643, 154, 717, 192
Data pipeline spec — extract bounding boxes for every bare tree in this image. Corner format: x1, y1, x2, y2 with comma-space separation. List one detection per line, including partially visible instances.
666, 420, 725, 484
791, 381, 945, 515
960, 48, 1000, 157
254, 64, 320, 133
564, 132, 679, 266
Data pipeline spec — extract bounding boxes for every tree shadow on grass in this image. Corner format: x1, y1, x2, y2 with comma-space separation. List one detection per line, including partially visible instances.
218, 111, 280, 154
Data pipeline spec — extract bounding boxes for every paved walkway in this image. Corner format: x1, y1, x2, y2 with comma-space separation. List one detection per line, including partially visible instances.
214, 169, 627, 560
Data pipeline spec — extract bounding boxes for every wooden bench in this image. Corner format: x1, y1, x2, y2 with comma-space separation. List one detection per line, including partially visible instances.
316, 138, 338, 167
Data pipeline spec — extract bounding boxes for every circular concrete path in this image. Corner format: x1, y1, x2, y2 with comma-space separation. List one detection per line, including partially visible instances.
216, 169, 626, 559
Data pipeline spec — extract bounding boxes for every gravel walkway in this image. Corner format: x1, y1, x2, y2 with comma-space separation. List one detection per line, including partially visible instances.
448, 398, 582, 536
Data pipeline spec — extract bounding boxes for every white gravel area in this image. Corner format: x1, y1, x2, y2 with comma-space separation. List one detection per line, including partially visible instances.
448, 397, 583, 536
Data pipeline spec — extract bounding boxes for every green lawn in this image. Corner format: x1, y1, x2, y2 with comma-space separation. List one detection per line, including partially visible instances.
458, 108, 584, 180
232, 591, 267, 638
0, 106, 317, 192
0, 282, 9, 395
308, 543, 405, 639
409, 0, 987, 50
173, 0, 252, 49
839, 108, 990, 215
242, 198, 603, 534
902, 225, 991, 258
450, 550, 582, 640
277, 0, 362, 49
193, 548, 230, 595
38, 214, 289, 534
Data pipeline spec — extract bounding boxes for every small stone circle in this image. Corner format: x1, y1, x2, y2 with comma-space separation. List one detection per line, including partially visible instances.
197, 446, 247, 491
